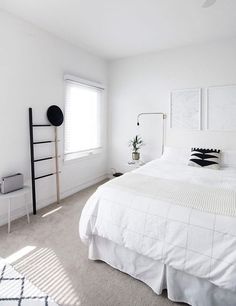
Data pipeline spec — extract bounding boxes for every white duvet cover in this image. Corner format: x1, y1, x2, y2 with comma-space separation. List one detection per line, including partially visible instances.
79, 159, 236, 293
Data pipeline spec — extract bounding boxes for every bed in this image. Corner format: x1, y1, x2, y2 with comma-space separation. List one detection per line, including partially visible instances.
79, 147, 236, 306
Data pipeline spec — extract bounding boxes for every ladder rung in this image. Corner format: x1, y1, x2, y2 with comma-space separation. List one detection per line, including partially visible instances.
34, 157, 53, 162
35, 171, 61, 180
35, 173, 54, 180
33, 124, 52, 127
33, 140, 60, 145
34, 156, 61, 162
33, 141, 54, 144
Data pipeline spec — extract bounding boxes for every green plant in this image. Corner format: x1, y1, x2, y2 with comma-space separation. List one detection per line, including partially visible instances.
129, 135, 143, 153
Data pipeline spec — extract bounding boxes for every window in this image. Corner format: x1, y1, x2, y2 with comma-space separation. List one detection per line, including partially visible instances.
64, 76, 103, 161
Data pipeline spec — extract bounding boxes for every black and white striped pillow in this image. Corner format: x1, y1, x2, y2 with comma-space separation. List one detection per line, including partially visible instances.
188, 148, 220, 169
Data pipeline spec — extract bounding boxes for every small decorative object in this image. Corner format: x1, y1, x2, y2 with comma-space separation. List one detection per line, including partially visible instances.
129, 135, 143, 161
47, 105, 64, 126
0, 173, 23, 194
111, 168, 123, 178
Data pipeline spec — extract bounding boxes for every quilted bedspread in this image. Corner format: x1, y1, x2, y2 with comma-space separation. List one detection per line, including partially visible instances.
79, 159, 236, 293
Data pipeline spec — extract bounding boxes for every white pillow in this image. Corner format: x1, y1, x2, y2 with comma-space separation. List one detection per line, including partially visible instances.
161, 146, 190, 164
221, 151, 236, 168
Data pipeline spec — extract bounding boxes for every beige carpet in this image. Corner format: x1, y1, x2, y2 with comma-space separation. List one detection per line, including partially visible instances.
0, 181, 186, 306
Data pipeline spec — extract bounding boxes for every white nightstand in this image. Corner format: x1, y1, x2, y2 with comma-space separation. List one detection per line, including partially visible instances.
0, 186, 30, 233
128, 160, 145, 170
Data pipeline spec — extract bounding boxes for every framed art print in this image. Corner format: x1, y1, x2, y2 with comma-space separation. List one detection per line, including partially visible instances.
207, 85, 236, 131
170, 88, 202, 130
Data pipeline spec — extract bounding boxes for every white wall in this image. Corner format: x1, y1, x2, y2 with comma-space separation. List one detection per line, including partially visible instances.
1, 9, 236, 226
0, 11, 108, 225
108, 39, 236, 173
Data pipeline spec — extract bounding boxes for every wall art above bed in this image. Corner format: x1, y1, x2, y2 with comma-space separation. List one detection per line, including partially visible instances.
170, 88, 202, 130
207, 85, 236, 131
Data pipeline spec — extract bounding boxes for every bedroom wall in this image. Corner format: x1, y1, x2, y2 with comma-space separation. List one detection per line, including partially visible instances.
108, 39, 236, 173
0, 10, 108, 225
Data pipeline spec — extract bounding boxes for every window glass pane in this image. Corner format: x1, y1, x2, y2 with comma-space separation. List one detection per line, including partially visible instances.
64, 80, 101, 158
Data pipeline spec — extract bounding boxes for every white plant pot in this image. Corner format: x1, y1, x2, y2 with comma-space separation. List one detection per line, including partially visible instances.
132, 152, 140, 160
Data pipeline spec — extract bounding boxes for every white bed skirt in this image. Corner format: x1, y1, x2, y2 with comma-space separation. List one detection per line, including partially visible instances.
88, 236, 236, 306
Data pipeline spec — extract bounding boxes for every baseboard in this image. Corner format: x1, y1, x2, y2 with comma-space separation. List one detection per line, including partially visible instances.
60, 174, 108, 199
0, 173, 108, 228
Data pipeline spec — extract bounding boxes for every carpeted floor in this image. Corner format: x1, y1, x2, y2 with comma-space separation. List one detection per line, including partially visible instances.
0, 181, 186, 306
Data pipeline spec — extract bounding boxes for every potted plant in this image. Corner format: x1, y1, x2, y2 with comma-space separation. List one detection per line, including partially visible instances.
129, 135, 143, 160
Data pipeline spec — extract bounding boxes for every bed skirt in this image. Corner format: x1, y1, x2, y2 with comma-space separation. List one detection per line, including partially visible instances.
88, 236, 236, 306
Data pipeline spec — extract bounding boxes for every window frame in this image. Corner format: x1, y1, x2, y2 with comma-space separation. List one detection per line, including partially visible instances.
63, 74, 105, 162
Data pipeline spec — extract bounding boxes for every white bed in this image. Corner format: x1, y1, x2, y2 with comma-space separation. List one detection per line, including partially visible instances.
79, 148, 236, 306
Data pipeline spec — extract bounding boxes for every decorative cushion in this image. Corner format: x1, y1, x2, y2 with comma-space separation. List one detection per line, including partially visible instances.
188, 148, 220, 169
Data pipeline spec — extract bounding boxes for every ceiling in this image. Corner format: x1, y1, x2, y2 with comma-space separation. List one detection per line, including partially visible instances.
0, 0, 236, 59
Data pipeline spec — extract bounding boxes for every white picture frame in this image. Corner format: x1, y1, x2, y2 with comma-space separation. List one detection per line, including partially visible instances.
170, 88, 202, 130
207, 85, 236, 131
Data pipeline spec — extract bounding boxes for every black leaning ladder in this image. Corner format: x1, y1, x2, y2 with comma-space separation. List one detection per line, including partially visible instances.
29, 108, 60, 215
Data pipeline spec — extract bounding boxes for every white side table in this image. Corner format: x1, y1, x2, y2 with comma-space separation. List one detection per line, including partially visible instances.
0, 186, 30, 233
128, 160, 145, 170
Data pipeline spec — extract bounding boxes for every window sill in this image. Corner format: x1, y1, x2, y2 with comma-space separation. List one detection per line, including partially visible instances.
63, 151, 102, 165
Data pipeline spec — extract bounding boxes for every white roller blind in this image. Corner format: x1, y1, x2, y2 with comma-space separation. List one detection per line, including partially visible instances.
64, 79, 102, 160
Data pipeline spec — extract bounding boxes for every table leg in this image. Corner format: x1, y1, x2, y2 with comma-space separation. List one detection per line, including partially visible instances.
8, 199, 11, 234
24, 194, 30, 224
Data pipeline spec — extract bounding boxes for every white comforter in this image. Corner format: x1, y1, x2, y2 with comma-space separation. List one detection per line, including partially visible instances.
79, 159, 236, 293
